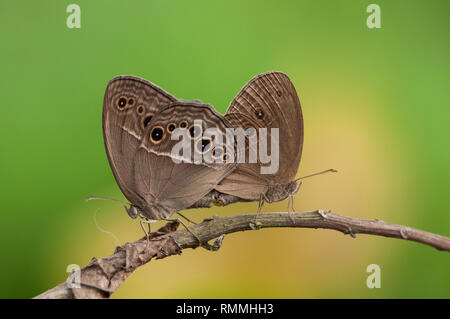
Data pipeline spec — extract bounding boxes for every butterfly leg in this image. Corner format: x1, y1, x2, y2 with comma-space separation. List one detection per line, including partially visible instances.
287, 182, 302, 224
291, 181, 302, 212
252, 194, 266, 226
287, 196, 291, 212
290, 196, 296, 212
162, 218, 220, 251
139, 219, 151, 249
287, 197, 296, 224
176, 212, 197, 225
139, 219, 160, 249
257, 194, 264, 215
179, 215, 226, 252
163, 218, 202, 245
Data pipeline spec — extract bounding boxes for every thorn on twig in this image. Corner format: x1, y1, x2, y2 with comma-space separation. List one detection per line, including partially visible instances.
400, 227, 411, 239
249, 221, 262, 230
343, 226, 356, 238
317, 209, 330, 219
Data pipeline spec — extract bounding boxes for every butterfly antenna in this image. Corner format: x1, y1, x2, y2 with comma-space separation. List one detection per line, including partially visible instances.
86, 196, 130, 205
294, 169, 338, 182
93, 208, 120, 246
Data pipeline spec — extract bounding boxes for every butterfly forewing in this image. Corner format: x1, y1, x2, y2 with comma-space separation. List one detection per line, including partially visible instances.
102, 76, 178, 207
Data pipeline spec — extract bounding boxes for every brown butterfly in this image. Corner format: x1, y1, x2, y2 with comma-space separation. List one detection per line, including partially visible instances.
210, 71, 335, 213
100, 76, 236, 223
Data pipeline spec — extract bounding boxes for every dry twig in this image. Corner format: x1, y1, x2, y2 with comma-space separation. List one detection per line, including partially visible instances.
34, 210, 450, 299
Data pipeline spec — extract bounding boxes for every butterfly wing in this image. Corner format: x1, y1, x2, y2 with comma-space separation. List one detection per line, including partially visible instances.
215, 71, 303, 200
102, 75, 177, 208
133, 102, 237, 218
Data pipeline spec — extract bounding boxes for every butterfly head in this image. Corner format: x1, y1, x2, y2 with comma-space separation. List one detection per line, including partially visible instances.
125, 205, 139, 219
265, 181, 300, 203
287, 181, 301, 196
127, 203, 173, 221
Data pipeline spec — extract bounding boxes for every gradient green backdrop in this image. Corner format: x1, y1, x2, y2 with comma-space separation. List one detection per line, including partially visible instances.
1, 0, 449, 298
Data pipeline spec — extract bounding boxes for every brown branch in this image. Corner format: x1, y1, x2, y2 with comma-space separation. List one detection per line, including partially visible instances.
34, 210, 450, 299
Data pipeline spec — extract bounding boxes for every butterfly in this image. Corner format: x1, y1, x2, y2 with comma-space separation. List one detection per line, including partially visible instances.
204, 72, 335, 214
100, 76, 237, 222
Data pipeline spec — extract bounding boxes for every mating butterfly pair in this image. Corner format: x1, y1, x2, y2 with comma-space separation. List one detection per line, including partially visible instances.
102, 72, 304, 222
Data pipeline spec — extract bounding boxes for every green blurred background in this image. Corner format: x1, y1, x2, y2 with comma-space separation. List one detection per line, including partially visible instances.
1, 0, 449, 298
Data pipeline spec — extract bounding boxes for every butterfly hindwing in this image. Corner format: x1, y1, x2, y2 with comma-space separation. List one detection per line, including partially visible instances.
132, 102, 237, 215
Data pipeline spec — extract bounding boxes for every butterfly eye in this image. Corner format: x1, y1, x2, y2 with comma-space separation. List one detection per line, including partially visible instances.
179, 121, 188, 129
195, 138, 211, 154
142, 114, 153, 129
150, 126, 165, 144
137, 105, 145, 115
276, 90, 282, 97
189, 124, 202, 139
117, 96, 127, 110
167, 123, 176, 133
255, 109, 264, 119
